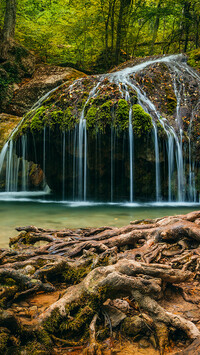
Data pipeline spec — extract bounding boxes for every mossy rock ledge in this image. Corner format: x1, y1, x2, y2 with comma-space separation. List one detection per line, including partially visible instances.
8, 58, 200, 200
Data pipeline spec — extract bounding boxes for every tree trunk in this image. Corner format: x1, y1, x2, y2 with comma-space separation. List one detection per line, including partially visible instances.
195, 15, 199, 49
183, 1, 191, 52
149, 0, 162, 55
111, 0, 116, 53
115, 0, 131, 65
3, 0, 17, 42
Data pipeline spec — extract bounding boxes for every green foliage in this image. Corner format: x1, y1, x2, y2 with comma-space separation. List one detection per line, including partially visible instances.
115, 99, 129, 130
132, 104, 153, 137
188, 49, 200, 70
2, 0, 197, 72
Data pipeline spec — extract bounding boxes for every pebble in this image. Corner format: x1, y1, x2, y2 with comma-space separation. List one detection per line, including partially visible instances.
29, 306, 37, 312
139, 339, 150, 349
19, 301, 29, 307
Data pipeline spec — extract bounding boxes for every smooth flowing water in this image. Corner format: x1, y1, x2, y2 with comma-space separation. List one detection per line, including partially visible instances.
0, 194, 199, 248
0, 54, 199, 203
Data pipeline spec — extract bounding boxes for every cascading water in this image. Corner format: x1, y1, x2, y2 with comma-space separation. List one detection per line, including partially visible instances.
62, 130, 66, 200
77, 82, 101, 201
0, 54, 199, 203
123, 84, 134, 202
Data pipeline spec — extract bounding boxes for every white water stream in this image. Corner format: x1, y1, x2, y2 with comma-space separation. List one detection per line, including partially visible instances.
0, 54, 199, 203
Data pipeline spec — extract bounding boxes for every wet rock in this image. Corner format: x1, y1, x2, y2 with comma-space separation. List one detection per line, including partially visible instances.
29, 306, 37, 312
21, 265, 36, 275
0, 113, 22, 150
6, 65, 86, 116
122, 315, 148, 336
19, 301, 29, 307
139, 338, 150, 348
111, 299, 130, 313
175, 336, 200, 354
103, 300, 127, 327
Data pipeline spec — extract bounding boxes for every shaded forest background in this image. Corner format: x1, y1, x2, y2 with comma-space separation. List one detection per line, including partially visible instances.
0, 0, 200, 73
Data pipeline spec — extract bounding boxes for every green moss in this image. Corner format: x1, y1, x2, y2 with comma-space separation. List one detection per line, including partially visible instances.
30, 107, 46, 132
36, 329, 52, 348
49, 110, 64, 125
132, 104, 153, 137
43, 309, 63, 334
0, 331, 9, 354
85, 100, 113, 133
63, 106, 76, 130
86, 106, 98, 130
166, 96, 177, 114
115, 99, 129, 130
43, 286, 109, 339
21, 341, 47, 355
98, 100, 112, 129
63, 263, 92, 285
63, 305, 94, 335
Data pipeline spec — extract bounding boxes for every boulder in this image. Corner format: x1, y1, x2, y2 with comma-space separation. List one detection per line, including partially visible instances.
0, 113, 22, 150
6, 65, 86, 116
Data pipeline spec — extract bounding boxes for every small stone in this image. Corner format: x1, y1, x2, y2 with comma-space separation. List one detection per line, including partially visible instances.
21, 265, 36, 275
29, 306, 37, 312
122, 315, 146, 336
112, 299, 130, 313
103, 304, 126, 327
18, 311, 26, 317
19, 301, 29, 307
139, 339, 150, 349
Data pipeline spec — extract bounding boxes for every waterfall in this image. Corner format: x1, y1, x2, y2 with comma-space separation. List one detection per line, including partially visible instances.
22, 135, 28, 191
62, 131, 66, 200
110, 127, 114, 202
78, 111, 86, 200
5, 140, 14, 192
73, 126, 77, 200
0, 136, 29, 192
123, 84, 134, 202
0, 143, 9, 173
78, 82, 101, 201
152, 122, 161, 201
167, 132, 174, 201
117, 78, 161, 202
129, 108, 134, 202
0, 54, 199, 203
43, 127, 46, 189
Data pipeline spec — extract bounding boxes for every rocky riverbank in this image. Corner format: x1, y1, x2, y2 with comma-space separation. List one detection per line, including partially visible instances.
1, 211, 200, 354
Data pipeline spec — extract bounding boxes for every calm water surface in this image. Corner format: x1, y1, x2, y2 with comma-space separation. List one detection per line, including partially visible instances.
0, 193, 200, 248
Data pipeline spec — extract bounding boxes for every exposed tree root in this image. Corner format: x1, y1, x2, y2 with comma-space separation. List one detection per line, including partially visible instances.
1, 211, 200, 354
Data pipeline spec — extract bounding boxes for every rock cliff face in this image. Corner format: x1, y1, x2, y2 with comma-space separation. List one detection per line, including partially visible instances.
0, 113, 21, 150
0, 43, 86, 192
0, 41, 85, 116
1, 54, 200, 202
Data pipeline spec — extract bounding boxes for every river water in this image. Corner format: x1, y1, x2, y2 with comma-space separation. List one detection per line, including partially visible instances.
0, 192, 199, 248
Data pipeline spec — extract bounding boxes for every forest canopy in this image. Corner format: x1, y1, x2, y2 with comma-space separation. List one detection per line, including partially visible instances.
0, 0, 200, 72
